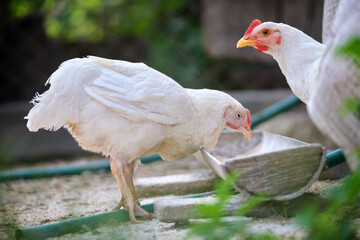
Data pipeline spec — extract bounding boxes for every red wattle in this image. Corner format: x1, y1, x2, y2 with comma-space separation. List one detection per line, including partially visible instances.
256, 45, 269, 52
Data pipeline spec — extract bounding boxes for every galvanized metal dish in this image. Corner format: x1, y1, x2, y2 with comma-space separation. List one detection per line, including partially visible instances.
197, 130, 326, 200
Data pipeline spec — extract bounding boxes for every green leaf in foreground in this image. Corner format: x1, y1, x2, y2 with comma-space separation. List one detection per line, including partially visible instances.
336, 37, 360, 68
338, 97, 360, 119
187, 173, 278, 240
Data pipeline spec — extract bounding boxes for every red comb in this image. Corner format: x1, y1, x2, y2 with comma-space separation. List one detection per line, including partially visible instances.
245, 19, 262, 35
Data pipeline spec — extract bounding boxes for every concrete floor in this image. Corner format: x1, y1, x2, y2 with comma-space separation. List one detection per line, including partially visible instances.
0, 154, 356, 240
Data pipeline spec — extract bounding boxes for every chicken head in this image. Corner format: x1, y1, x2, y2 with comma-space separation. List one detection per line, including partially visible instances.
236, 19, 282, 53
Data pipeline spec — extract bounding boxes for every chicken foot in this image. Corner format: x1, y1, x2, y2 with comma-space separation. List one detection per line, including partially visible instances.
112, 177, 140, 210
110, 156, 155, 223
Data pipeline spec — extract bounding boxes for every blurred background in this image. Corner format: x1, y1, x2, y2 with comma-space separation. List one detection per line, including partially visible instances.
0, 0, 325, 102
0, 0, 327, 166
2, 2, 359, 239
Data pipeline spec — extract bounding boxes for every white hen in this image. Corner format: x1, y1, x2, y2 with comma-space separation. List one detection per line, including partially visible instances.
237, 11, 360, 170
26, 56, 252, 223
236, 19, 326, 104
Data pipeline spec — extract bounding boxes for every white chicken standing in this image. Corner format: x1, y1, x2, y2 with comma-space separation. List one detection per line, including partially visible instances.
236, 0, 360, 170
25, 56, 252, 223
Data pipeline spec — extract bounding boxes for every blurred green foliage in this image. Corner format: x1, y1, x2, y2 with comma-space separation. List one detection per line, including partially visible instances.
189, 159, 359, 240
296, 171, 359, 240
336, 37, 360, 68
339, 97, 360, 119
336, 36, 360, 121
8, 0, 222, 88
9, 0, 187, 41
188, 173, 278, 240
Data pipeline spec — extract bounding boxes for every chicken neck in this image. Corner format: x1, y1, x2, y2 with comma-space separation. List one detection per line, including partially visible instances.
267, 25, 326, 103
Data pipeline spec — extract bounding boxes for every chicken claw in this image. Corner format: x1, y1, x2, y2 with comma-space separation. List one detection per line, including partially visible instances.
112, 199, 124, 211
110, 156, 154, 223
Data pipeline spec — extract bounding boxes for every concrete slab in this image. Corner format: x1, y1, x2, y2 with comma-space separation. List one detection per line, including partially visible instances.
135, 171, 218, 197
155, 196, 216, 222
154, 181, 345, 223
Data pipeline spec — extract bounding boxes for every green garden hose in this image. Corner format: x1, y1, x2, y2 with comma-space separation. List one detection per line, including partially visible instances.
15, 191, 215, 240
0, 154, 161, 181
251, 94, 302, 128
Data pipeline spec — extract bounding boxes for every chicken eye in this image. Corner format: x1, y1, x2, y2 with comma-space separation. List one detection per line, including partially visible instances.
237, 113, 241, 119
262, 29, 270, 36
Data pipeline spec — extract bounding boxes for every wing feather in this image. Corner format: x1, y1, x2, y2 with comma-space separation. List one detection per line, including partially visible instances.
85, 57, 194, 125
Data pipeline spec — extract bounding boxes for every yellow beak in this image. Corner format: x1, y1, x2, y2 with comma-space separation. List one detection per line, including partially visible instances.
236, 37, 261, 48
244, 130, 252, 141
240, 127, 252, 141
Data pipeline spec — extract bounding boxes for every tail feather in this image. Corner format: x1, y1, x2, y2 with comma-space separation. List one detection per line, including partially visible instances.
25, 90, 67, 132
25, 57, 101, 132
25, 58, 84, 132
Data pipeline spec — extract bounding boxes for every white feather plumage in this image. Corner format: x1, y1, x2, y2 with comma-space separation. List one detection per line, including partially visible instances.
255, 22, 326, 103
26, 56, 245, 163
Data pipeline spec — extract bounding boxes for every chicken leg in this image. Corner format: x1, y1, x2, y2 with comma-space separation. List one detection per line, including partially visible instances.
110, 156, 155, 223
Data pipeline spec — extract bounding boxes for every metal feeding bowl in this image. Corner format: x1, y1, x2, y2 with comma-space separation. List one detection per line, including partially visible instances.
198, 130, 326, 200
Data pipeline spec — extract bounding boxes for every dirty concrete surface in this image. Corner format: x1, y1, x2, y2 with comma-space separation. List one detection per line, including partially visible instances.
0, 153, 353, 240
0, 155, 209, 239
